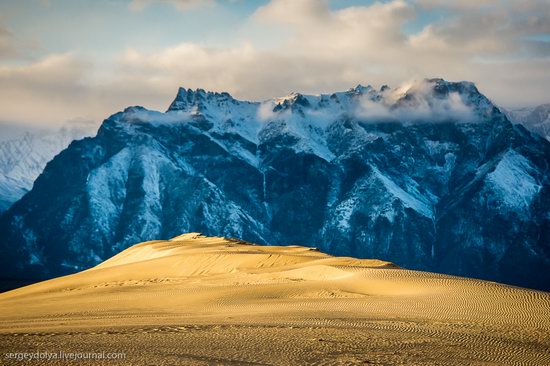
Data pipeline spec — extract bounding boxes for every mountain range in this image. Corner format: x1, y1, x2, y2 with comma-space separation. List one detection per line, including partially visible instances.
504, 104, 550, 141
1, 78, 549, 290
0, 124, 95, 212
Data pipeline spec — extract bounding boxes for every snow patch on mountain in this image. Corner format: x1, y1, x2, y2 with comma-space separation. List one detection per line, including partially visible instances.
118, 79, 491, 167
485, 150, 541, 212
0, 124, 97, 212
123, 107, 195, 125
334, 195, 359, 231
355, 79, 490, 123
86, 147, 132, 235
372, 166, 434, 219
504, 103, 550, 141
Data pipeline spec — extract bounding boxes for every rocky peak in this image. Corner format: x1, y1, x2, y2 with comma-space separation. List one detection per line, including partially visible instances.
167, 87, 236, 113
349, 84, 373, 95
272, 92, 311, 113
380, 84, 390, 93
391, 79, 497, 121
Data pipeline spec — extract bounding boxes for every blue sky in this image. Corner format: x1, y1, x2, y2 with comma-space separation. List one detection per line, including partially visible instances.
1, 1, 258, 59
1, 0, 442, 59
0, 0, 549, 128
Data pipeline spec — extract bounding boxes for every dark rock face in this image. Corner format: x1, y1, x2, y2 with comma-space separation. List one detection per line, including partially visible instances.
1, 79, 549, 290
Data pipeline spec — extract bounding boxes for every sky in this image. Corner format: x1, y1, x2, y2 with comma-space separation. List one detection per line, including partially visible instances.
0, 0, 549, 130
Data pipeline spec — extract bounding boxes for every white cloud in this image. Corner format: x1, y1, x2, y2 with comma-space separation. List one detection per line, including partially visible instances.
1, 0, 549, 127
0, 53, 93, 124
128, 0, 214, 12
355, 80, 477, 123
0, 52, 168, 126
253, 0, 331, 26
0, 23, 16, 59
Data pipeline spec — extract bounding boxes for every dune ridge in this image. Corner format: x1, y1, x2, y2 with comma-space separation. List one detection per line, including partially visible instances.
1, 233, 549, 365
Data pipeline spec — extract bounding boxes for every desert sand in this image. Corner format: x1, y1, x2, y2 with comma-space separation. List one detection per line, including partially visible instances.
0, 233, 549, 365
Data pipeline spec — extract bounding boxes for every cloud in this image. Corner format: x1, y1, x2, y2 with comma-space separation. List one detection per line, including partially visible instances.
413, 0, 550, 57
128, 0, 214, 12
250, 0, 550, 106
356, 80, 477, 122
254, 0, 413, 59
0, 23, 15, 59
1, 0, 549, 128
116, 42, 351, 101
253, 0, 331, 26
113, 0, 421, 101
0, 53, 94, 124
256, 79, 480, 126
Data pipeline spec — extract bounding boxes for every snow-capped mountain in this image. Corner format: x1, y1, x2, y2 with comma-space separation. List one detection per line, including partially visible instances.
504, 104, 550, 141
0, 124, 96, 212
1, 79, 549, 290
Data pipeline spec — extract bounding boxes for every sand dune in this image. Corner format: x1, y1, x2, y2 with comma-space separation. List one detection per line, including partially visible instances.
1, 233, 549, 365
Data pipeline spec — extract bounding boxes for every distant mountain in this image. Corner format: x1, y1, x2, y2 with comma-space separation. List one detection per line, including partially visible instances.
0, 124, 96, 212
1, 78, 549, 290
504, 104, 550, 141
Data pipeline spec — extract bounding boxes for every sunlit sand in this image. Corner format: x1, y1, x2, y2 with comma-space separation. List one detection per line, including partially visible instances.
1, 233, 549, 365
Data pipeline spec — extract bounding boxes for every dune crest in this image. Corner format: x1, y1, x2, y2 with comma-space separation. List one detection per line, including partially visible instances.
1, 233, 549, 365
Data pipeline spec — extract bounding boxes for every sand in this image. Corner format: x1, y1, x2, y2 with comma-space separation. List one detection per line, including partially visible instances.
0, 233, 549, 365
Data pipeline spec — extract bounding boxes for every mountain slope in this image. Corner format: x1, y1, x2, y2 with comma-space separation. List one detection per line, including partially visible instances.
504, 103, 550, 141
0, 124, 95, 212
1, 79, 549, 290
